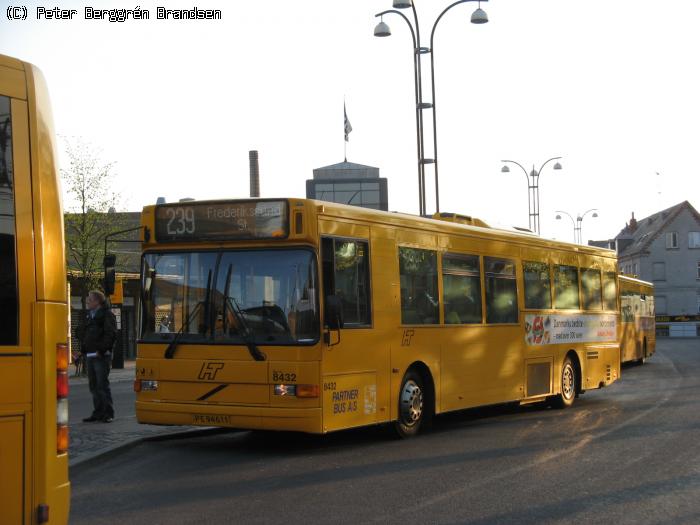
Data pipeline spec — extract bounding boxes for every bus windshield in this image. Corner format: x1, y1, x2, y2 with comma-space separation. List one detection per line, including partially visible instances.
141, 249, 319, 345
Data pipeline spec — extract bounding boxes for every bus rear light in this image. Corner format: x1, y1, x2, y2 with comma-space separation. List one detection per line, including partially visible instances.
57, 371, 69, 399
56, 343, 69, 370
274, 384, 319, 398
57, 398, 68, 425
134, 379, 141, 392
57, 424, 69, 454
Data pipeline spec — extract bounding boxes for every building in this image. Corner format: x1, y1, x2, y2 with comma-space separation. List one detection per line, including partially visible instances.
306, 160, 388, 211
591, 201, 700, 337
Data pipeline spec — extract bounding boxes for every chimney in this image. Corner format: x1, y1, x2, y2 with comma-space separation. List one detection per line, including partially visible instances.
249, 150, 260, 198
628, 212, 638, 232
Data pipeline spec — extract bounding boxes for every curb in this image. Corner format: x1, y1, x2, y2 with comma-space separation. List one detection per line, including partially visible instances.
69, 427, 234, 475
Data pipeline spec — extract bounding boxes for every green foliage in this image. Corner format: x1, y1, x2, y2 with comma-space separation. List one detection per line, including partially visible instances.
61, 138, 125, 304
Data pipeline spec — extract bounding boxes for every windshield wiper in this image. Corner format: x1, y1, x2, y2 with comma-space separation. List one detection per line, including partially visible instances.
164, 270, 212, 359
222, 264, 266, 362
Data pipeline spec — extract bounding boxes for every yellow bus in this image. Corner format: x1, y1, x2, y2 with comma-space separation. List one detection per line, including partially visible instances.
133, 199, 620, 437
0, 55, 70, 524
619, 275, 655, 364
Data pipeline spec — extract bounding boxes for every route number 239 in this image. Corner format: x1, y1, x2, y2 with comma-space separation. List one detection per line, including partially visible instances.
166, 207, 195, 235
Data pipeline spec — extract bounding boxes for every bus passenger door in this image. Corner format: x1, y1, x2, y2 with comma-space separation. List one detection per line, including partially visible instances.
320, 230, 382, 432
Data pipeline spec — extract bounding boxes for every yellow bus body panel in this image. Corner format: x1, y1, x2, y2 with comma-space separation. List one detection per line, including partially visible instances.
0, 54, 69, 523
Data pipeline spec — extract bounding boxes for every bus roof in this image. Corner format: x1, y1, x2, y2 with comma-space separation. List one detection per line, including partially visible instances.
143, 197, 617, 261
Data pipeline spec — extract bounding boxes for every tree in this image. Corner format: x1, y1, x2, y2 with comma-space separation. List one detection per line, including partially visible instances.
61, 138, 124, 311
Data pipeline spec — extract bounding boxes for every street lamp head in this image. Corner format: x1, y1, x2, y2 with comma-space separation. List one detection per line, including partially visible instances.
392, 0, 412, 8
553, 161, 562, 170
501, 165, 510, 173
471, 6, 488, 24
374, 19, 391, 37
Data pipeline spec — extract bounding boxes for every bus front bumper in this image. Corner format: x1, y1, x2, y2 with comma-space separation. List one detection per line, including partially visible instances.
136, 401, 323, 434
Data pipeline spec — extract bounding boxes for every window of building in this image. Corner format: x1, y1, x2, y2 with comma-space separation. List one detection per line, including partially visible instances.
523, 261, 551, 309
666, 232, 678, 249
484, 257, 518, 324
0, 96, 18, 345
581, 268, 602, 310
554, 265, 580, 310
310, 180, 385, 210
602, 272, 617, 311
652, 262, 666, 281
442, 254, 482, 324
656, 296, 667, 315
399, 247, 438, 324
689, 232, 700, 249
697, 261, 700, 280
322, 238, 371, 326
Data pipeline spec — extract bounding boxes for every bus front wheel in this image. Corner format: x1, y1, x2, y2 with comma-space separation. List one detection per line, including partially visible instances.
394, 370, 430, 438
553, 356, 577, 409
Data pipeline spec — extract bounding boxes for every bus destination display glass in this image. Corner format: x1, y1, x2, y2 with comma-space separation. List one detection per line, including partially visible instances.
155, 200, 288, 241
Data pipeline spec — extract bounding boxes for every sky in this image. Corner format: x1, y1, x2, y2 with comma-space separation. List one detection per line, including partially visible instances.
2, 0, 699, 244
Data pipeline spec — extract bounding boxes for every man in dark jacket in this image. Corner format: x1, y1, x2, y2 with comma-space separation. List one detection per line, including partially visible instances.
81, 290, 117, 423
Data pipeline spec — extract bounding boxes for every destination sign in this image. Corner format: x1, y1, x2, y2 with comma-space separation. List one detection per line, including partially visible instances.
154, 200, 288, 242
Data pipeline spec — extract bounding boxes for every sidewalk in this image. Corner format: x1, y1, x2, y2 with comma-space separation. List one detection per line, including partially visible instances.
68, 360, 210, 472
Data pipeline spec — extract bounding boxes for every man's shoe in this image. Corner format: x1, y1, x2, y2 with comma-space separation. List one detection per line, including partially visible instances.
102, 417, 114, 423
82, 416, 99, 422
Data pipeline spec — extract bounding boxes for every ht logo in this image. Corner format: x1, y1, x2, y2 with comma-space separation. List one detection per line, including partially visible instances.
198, 362, 225, 380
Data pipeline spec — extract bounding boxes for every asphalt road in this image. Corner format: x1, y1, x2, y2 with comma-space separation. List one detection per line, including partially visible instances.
70, 339, 700, 524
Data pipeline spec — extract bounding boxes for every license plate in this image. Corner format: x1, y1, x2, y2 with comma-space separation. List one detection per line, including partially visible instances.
192, 414, 232, 425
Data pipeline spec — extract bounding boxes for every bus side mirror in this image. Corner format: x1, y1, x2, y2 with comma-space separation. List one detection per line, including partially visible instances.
104, 254, 117, 295
325, 295, 344, 330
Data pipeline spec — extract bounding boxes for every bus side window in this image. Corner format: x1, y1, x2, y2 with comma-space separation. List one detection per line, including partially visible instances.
484, 257, 518, 324
442, 253, 482, 324
0, 96, 18, 345
322, 237, 371, 326
554, 265, 580, 310
602, 271, 617, 310
398, 247, 438, 325
523, 261, 551, 310
581, 268, 602, 310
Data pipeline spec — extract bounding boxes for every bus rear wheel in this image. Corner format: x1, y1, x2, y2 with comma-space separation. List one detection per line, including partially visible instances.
553, 357, 577, 409
638, 339, 647, 365
394, 370, 430, 438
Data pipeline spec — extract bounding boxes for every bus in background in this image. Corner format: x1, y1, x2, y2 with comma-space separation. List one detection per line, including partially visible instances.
0, 54, 70, 524
619, 275, 655, 364
132, 198, 621, 437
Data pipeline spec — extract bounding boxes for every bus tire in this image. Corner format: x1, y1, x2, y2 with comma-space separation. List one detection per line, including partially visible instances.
394, 369, 430, 438
638, 339, 647, 365
553, 356, 577, 409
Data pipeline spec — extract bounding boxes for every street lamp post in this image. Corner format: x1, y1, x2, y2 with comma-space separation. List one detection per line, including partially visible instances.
374, 0, 488, 217
555, 208, 598, 244
501, 157, 562, 235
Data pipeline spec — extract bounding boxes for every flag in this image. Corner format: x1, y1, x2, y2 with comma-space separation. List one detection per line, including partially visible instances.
344, 103, 352, 142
